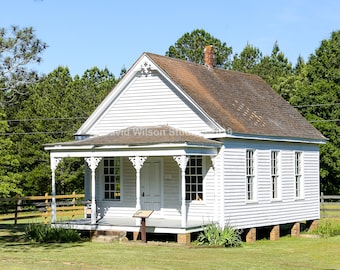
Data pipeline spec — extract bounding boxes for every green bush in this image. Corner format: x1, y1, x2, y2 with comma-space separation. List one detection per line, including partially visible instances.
195, 223, 242, 247
25, 223, 81, 243
311, 221, 340, 238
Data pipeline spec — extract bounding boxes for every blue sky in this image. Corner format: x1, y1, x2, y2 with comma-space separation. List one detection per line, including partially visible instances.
1, 0, 339, 77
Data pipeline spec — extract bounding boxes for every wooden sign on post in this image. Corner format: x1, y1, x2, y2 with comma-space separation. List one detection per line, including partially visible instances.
133, 210, 154, 218
133, 210, 154, 243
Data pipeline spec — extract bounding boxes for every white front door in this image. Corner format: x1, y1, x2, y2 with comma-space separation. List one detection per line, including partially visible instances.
141, 159, 162, 211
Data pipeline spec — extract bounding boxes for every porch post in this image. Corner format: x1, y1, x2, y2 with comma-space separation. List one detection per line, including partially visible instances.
129, 156, 147, 210
210, 155, 218, 222
173, 155, 189, 227
50, 157, 62, 223
85, 157, 102, 224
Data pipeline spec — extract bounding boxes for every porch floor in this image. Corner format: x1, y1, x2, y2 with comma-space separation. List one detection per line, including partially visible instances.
54, 216, 213, 234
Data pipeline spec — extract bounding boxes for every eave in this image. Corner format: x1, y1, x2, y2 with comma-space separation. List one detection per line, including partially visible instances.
202, 131, 327, 145
45, 142, 220, 158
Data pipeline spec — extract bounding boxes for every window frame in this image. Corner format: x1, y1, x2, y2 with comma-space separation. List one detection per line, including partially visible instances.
246, 149, 256, 202
271, 151, 280, 200
295, 151, 303, 199
103, 157, 121, 201
185, 155, 204, 201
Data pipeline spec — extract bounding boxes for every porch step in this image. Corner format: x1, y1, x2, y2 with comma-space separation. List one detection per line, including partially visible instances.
91, 230, 127, 242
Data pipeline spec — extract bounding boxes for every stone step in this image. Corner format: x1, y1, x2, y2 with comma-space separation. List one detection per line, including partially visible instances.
91, 230, 127, 242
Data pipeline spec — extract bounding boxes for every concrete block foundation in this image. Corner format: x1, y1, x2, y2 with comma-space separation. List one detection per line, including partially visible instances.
177, 233, 191, 245
270, 225, 280, 241
246, 228, 256, 243
307, 220, 319, 232
291, 222, 300, 237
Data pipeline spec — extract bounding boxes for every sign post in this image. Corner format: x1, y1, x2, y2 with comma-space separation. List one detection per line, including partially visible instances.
133, 210, 154, 243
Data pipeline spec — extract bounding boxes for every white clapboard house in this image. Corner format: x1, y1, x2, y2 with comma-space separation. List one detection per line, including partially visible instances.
45, 46, 326, 243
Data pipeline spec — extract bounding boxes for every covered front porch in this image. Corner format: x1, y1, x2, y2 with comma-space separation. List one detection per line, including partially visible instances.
45, 126, 221, 242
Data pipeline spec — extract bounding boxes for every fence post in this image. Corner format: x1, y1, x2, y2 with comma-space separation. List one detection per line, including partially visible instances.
72, 191, 76, 220
44, 192, 49, 224
14, 194, 19, 225
320, 192, 325, 218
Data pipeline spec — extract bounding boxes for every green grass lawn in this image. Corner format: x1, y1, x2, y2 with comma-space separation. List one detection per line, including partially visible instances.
1, 223, 340, 270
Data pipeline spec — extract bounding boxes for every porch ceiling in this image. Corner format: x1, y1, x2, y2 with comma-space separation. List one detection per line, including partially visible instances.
44, 125, 221, 157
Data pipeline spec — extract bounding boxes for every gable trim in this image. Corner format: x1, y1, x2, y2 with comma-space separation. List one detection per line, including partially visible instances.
143, 54, 224, 133
76, 53, 224, 136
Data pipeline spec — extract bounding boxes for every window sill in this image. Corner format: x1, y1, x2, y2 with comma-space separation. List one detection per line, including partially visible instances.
271, 199, 282, 203
246, 200, 258, 205
294, 197, 305, 201
187, 200, 205, 205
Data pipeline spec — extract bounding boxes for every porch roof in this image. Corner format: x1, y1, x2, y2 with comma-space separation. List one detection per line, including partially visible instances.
44, 125, 221, 155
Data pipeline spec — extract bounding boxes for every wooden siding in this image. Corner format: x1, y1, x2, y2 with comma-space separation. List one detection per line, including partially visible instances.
93, 157, 134, 218
83, 139, 320, 228
88, 156, 218, 220
162, 157, 181, 217
186, 156, 216, 220
222, 139, 320, 229
88, 73, 215, 136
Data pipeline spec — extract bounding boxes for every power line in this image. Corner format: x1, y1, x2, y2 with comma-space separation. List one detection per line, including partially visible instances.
2, 119, 339, 136
294, 103, 340, 108
1, 116, 87, 123
1, 131, 74, 136
309, 119, 340, 123
0, 103, 338, 123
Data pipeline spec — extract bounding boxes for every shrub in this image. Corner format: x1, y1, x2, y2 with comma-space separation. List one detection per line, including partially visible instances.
25, 223, 81, 243
311, 221, 340, 238
196, 223, 242, 247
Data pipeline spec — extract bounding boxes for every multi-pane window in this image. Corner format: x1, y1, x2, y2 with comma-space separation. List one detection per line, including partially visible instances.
103, 158, 121, 200
185, 156, 203, 201
295, 152, 302, 198
246, 150, 255, 201
271, 151, 279, 199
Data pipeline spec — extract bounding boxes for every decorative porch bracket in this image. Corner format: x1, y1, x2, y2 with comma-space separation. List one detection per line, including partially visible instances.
85, 157, 102, 224
129, 156, 147, 211
173, 155, 189, 227
50, 157, 62, 223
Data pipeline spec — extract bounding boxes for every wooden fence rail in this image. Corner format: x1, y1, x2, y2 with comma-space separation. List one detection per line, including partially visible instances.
1, 192, 338, 224
0, 192, 85, 224
320, 192, 340, 218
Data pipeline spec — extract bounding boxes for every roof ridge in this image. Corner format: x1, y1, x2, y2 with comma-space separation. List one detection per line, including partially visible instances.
145, 52, 264, 81
144, 52, 325, 141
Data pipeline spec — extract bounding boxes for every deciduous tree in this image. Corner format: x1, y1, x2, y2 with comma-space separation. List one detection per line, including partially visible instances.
0, 25, 47, 106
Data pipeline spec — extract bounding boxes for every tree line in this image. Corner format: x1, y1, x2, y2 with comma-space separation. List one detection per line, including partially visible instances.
0, 27, 339, 197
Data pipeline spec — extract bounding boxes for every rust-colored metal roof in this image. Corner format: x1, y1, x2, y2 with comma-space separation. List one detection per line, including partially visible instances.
147, 53, 325, 140
54, 125, 221, 147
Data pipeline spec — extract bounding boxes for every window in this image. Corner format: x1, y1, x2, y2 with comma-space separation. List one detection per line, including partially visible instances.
295, 152, 302, 198
246, 150, 255, 201
271, 151, 279, 199
103, 158, 121, 200
185, 156, 203, 201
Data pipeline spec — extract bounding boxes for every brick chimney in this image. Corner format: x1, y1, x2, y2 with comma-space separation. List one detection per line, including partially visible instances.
204, 45, 214, 68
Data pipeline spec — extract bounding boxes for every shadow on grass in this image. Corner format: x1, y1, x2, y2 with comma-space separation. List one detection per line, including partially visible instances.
0, 223, 87, 249
0, 224, 27, 243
